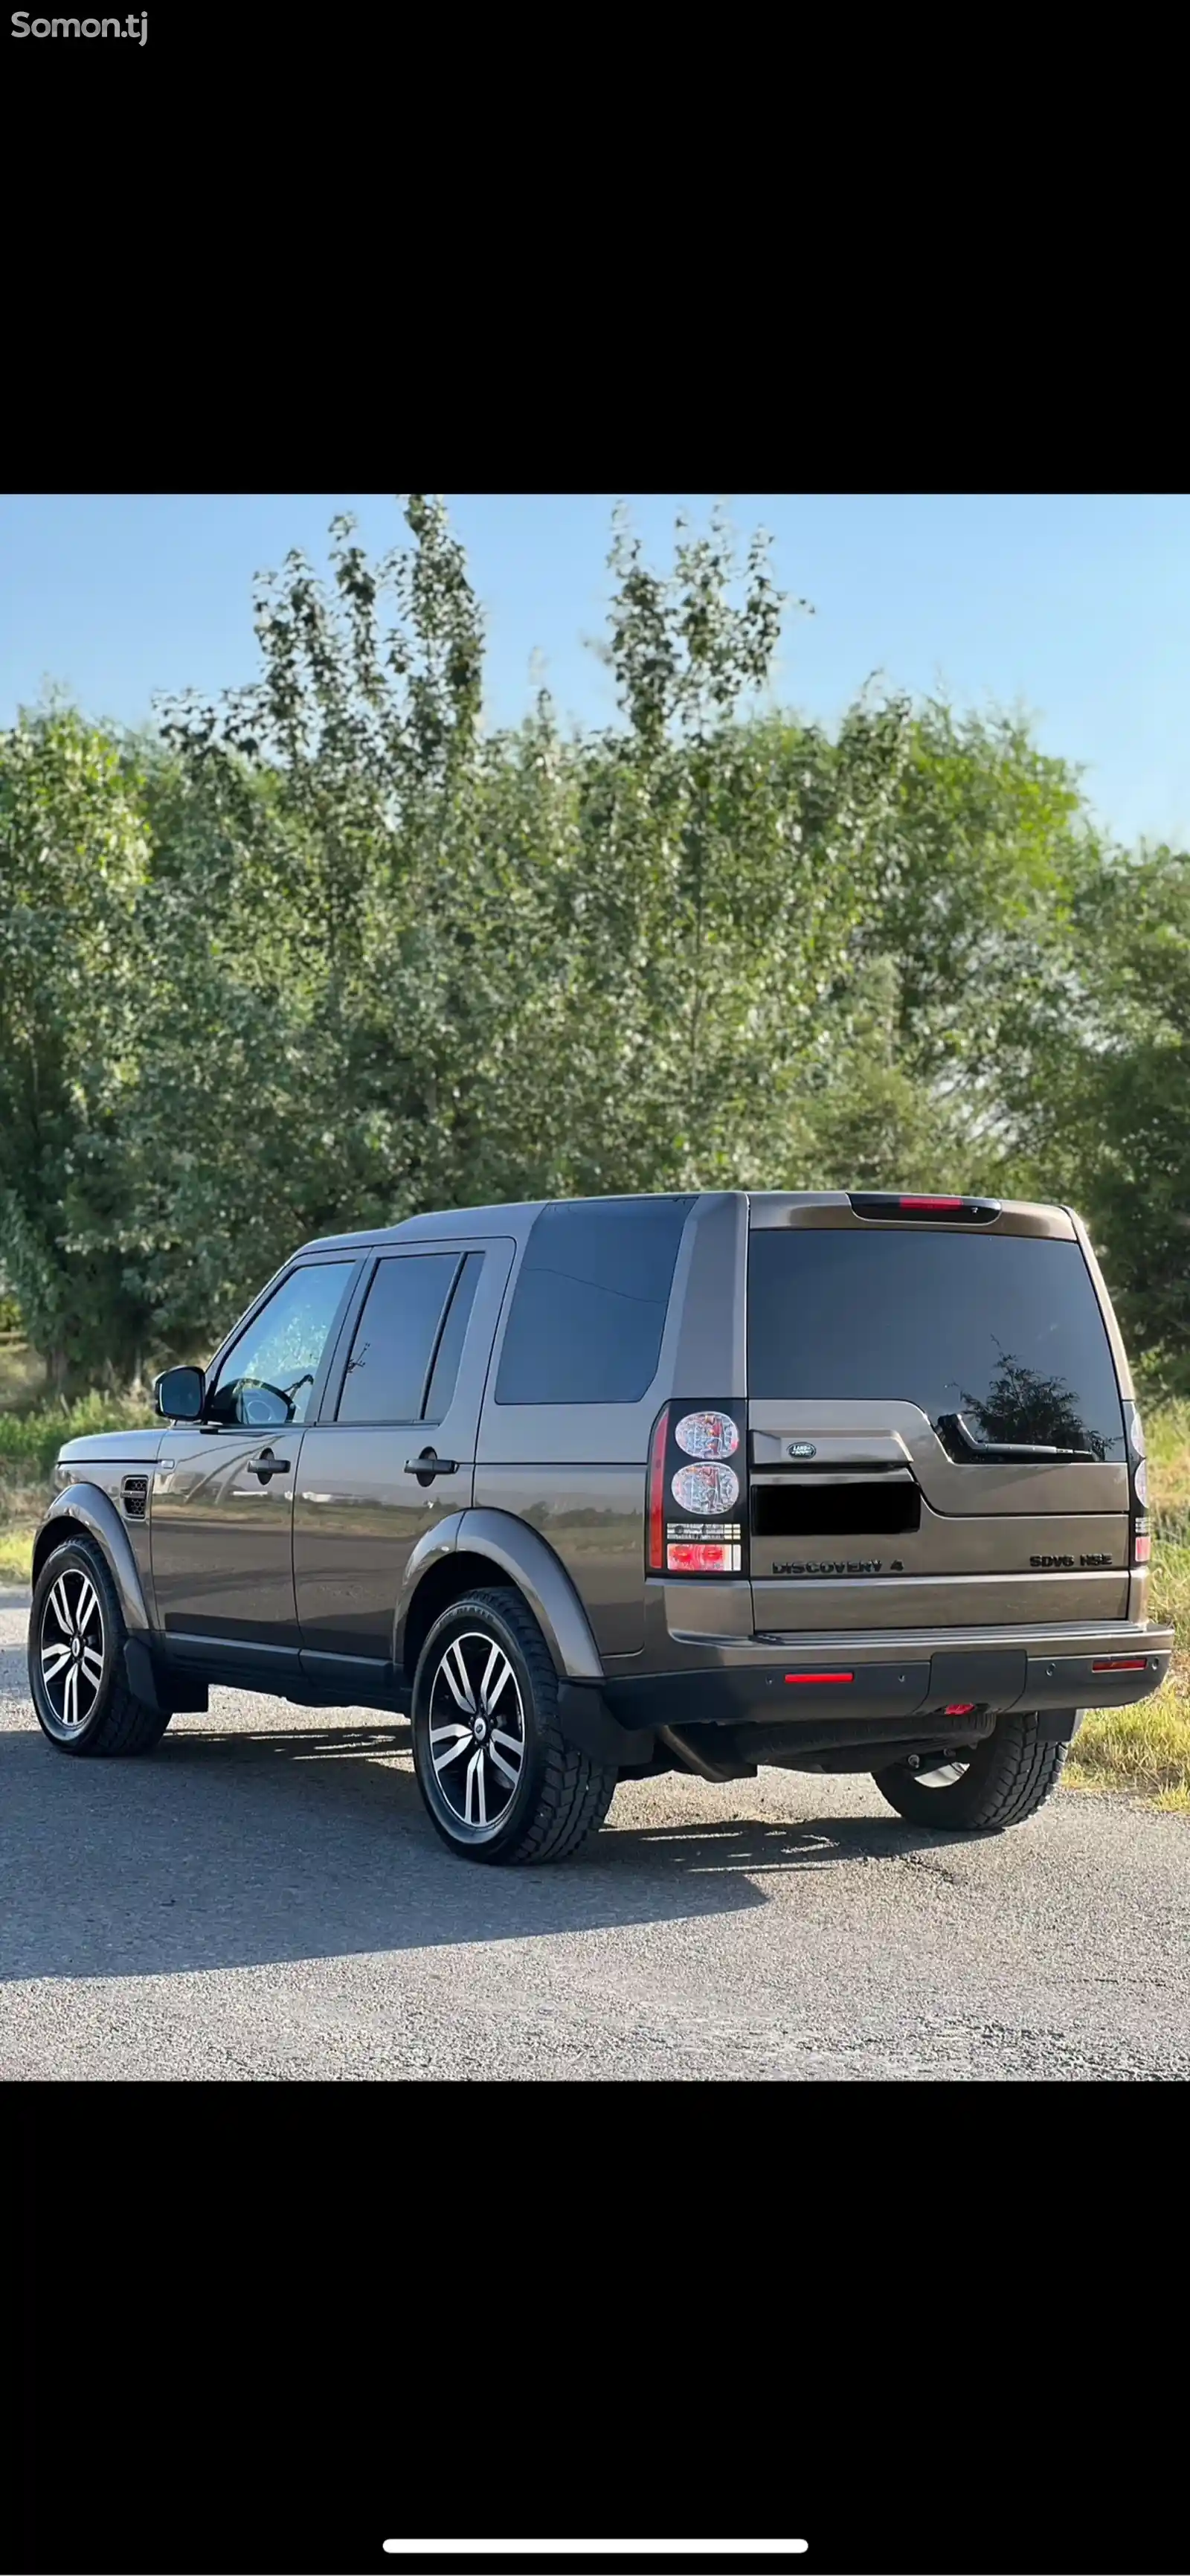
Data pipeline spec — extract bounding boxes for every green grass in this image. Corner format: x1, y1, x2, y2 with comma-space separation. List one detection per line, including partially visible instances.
1145, 1398, 1190, 1518
1148, 1535, 1190, 1633
1066, 1536, 1190, 1811
1066, 1674, 1190, 1812
0, 1526, 33, 1585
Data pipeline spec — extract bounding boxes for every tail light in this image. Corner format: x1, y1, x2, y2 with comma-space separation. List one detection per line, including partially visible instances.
674, 1410, 739, 1459
669, 1541, 737, 1573
648, 1399, 744, 1574
647, 1405, 669, 1573
1125, 1401, 1149, 1564
672, 1462, 740, 1514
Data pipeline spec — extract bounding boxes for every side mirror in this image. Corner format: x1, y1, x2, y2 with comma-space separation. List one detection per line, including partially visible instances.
154, 1364, 205, 1422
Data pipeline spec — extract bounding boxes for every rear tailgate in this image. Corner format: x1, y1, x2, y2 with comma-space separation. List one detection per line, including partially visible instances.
746, 1196, 1131, 1633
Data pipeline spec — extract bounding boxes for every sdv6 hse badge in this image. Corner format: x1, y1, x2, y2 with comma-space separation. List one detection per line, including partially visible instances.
787, 1442, 817, 1459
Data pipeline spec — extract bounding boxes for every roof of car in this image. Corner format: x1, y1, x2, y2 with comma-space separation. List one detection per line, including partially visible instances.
298, 1189, 1072, 1255
297, 1191, 701, 1253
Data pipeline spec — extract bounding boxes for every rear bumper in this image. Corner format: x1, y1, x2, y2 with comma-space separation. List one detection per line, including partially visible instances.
592, 1617, 1174, 1744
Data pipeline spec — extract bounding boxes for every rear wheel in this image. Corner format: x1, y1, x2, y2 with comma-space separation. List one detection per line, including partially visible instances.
28, 1538, 173, 1758
872, 1709, 1070, 1831
411, 1587, 617, 1865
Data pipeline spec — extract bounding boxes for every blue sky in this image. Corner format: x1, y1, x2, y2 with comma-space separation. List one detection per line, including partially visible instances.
1, 491, 1189, 847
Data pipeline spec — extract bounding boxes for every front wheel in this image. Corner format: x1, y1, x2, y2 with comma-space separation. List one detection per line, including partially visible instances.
873, 1709, 1070, 1831
28, 1538, 173, 1757
411, 1587, 617, 1865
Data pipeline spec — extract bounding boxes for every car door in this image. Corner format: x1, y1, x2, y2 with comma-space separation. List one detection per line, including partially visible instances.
151, 1256, 360, 1680
294, 1239, 512, 1692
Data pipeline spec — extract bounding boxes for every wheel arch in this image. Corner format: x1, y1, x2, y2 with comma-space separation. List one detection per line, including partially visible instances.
395, 1508, 605, 1686
32, 1486, 151, 1635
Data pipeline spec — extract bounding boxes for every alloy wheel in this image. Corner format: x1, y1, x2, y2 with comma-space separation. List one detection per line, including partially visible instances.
39, 1567, 106, 1735
427, 1630, 526, 1837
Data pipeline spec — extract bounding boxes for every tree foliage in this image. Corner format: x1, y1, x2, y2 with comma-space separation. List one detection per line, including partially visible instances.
1, 496, 1184, 1392
0, 707, 150, 1386
998, 842, 1190, 1392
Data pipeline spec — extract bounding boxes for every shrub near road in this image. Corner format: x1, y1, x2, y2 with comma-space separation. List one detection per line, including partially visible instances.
0, 1380, 154, 1580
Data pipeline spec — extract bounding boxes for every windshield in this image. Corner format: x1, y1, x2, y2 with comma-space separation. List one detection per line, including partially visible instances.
746, 1229, 1126, 1460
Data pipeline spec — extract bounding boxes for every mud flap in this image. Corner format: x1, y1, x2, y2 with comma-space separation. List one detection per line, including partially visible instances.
556, 1680, 653, 1772
1035, 1705, 1084, 1743
123, 1637, 208, 1718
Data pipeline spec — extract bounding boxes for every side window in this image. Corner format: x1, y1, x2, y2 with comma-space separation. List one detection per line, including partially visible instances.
336, 1252, 482, 1426
424, 1253, 483, 1421
208, 1262, 356, 1428
495, 1197, 694, 1405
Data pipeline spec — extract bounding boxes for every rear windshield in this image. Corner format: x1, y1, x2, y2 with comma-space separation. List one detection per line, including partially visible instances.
747, 1230, 1125, 1459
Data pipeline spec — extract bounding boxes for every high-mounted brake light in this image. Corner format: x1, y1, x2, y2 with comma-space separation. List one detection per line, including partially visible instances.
849, 1192, 1000, 1225
647, 1405, 669, 1573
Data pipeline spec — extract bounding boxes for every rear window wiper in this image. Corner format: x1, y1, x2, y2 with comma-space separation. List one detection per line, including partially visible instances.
940, 1410, 1099, 1462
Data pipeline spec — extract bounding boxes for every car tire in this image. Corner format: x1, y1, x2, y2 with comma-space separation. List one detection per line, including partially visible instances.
411, 1586, 617, 1865
872, 1709, 1070, 1831
28, 1537, 173, 1758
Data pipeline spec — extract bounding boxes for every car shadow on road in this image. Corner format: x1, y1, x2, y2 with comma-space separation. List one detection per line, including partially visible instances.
0, 1706, 982, 1986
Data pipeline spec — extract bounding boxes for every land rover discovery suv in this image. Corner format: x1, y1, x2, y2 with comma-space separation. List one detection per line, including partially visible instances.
28, 1189, 1172, 1864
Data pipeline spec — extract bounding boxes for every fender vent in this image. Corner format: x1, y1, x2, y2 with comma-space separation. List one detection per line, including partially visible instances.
122, 1474, 148, 1520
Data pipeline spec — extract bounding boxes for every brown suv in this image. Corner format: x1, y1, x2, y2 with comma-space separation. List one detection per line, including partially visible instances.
28, 1189, 1172, 1863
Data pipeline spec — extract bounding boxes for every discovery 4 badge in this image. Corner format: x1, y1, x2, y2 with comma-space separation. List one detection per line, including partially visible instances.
773, 1558, 884, 1576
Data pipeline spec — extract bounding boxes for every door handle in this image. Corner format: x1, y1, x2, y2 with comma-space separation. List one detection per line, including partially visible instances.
250, 1450, 292, 1480
405, 1448, 460, 1485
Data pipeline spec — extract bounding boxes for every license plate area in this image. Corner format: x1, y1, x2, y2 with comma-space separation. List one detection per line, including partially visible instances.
751, 1471, 922, 1539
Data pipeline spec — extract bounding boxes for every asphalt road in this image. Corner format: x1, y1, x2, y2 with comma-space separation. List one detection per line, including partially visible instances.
2, 1588, 1188, 2079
